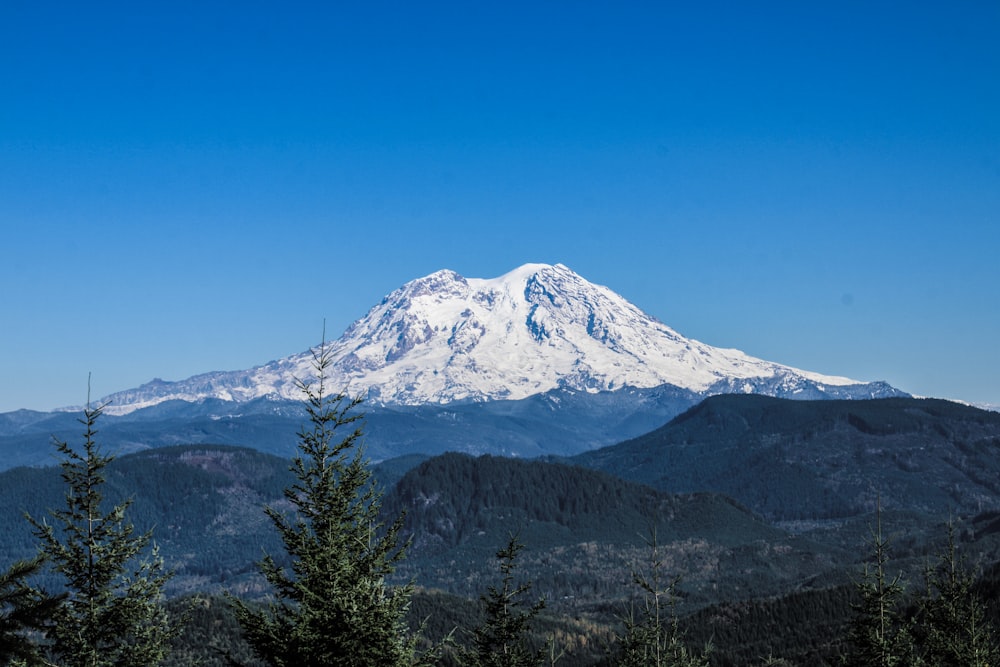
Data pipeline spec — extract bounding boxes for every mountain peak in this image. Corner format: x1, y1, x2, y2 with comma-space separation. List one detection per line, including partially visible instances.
94, 265, 902, 415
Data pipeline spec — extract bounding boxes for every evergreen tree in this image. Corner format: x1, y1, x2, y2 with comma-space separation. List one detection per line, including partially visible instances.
916, 525, 999, 666
463, 534, 546, 667
0, 556, 63, 665
612, 530, 710, 667
230, 338, 426, 666
26, 399, 179, 667
845, 508, 915, 667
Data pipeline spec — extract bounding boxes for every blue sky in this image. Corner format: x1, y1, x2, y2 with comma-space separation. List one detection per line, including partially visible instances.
2, 1, 998, 412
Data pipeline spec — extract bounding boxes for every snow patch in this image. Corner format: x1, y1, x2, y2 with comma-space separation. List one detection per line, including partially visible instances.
95, 263, 878, 414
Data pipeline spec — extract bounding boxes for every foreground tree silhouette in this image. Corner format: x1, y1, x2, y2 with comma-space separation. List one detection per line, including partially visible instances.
462, 534, 547, 667
916, 525, 999, 666
231, 339, 428, 666
27, 398, 179, 667
0, 557, 63, 665
845, 508, 915, 667
613, 530, 710, 667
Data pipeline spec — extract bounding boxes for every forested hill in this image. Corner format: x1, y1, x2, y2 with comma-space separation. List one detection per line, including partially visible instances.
570, 395, 1000, 522
0, 444, 431, 595
7, 437, 1000, 664
381, 452, 848, 610
1, 444, 848, 612
387, 452, 784, 551
0, 445, 295, 596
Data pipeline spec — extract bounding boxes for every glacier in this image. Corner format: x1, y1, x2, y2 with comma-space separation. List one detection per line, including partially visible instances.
94, 263, 901, 416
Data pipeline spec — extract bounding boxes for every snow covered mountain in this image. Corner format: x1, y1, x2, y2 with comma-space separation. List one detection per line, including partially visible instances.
97, 263, 900, 415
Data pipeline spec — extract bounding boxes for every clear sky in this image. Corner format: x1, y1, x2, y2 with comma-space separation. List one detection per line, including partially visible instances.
2, 1, 998, 413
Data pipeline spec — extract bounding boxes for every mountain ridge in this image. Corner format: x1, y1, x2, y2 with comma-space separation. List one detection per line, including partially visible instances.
570, 394, 1000, 522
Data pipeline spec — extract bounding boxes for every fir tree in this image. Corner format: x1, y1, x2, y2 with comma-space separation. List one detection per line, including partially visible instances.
26, 398, 179, 667
230, 337, 427, 667
0, 556, 63, 666
463, 534, 547, 667
613, 530, 710, 667
916, 525, 999, 666
845, 507, 915, 667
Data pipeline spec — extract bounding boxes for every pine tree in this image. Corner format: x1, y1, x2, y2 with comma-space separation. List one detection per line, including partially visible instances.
845, 507, 915, 667
26, 399, 179, 667
463, 534, 547, 667
0, 556, 63, 665
613, 530, 710, 667
230, 337, 426, 667
917, 524, 999, 666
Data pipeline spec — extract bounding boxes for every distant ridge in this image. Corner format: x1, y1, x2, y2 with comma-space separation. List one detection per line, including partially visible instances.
571, 394, 1000, 521
87, 263, 902, 415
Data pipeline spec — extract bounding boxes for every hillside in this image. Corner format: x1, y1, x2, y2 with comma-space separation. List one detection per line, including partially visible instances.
571, 395, 1000, 523
0, 445, 295, 596
6, 436, 1000, 664
382, 453, 849, 612
0, 443, 848, 614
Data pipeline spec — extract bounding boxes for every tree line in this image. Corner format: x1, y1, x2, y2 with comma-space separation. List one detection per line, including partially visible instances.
2, 344, 998, 666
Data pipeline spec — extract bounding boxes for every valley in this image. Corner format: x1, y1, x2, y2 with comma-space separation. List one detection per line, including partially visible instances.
4, 393, 1000, 665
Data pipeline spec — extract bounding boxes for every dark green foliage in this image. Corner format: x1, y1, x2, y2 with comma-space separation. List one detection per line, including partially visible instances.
104, 445, 295, 594
681, 584, 856, 666
611, 531, 710, 667
916, 526, 999, 666
163, 595, 266, 667
385, 452, 832, 612
0, 444, 296, 596
387, 452, 687, 551
230, 341, 427, 667
840, 515, 1000, 666
462, 535, 547, 667
5, 390, 1000, 665
572, 395, 1000, 522
26, 401, 180, 667
683, 533, 1000, 666
390, 450, 789, 551
845, 510, 916, 667
411, 588, 613, 667
0, 556, 64, 665
166, 590, 614, 667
